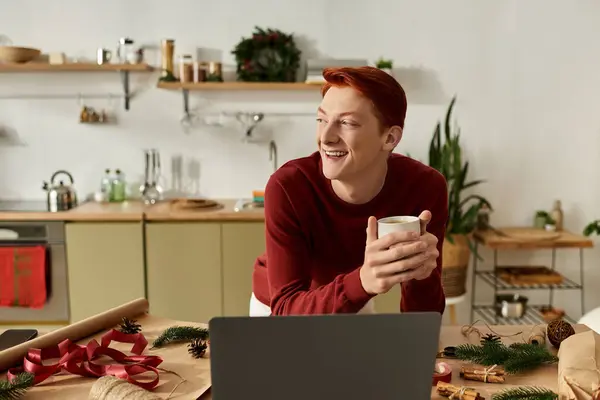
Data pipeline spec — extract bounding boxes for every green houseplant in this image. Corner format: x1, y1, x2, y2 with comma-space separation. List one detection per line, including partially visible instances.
583, 220, 600, 236
375, 57, 393, 69
428, 95, 492, 297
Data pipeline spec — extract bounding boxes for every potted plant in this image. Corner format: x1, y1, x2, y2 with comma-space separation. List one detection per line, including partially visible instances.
375, 57, 393, 75
427, 96, 492, 298
534, 210, 554, 229
583, 220, 600, 236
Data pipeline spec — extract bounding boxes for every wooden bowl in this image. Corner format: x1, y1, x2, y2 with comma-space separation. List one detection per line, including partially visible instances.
0, 46, 41, 63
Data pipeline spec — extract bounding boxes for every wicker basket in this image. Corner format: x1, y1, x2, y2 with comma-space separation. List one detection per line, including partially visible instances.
441, 234, 471, 297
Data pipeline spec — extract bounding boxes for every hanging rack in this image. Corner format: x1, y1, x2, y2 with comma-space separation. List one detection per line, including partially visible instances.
0, 93, 123, 100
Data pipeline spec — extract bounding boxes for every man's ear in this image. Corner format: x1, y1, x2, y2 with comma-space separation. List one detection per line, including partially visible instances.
382, 125, 403, 151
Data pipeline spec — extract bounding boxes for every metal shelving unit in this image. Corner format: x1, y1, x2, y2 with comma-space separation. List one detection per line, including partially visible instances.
472, 305, 577, 325
470, 228, 593, 326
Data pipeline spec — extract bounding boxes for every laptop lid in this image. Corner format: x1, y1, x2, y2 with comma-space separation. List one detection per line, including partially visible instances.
209, 312, 441, 400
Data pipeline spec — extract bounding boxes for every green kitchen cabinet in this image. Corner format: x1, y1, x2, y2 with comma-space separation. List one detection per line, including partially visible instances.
66, 222, 145, 323
145, 223, 222, 323
221, 222, 266, 316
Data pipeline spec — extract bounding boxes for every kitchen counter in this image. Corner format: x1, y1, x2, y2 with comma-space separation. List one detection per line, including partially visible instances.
0, 199, 265, 222
5, 315, 587, 399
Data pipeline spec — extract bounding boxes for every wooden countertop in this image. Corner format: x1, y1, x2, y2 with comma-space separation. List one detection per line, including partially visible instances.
0, 199, 265, 222
7, 316, 588, 399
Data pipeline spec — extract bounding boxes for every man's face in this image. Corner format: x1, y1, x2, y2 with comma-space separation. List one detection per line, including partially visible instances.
316, 86, 399, 181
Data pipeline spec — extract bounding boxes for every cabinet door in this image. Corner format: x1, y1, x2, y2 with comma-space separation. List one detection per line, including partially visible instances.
146, 223, 222, 323
66, 223, 145, 322
222, 222, 265, 316
374, 285, 401, 313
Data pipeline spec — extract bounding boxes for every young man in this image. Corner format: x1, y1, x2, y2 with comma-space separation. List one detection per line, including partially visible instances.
250, 66, 448, 316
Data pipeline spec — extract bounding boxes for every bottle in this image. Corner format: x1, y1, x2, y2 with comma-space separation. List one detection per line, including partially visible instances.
110, 169, 126, 202
550, 200, 564, 231
99, 169, 112, 202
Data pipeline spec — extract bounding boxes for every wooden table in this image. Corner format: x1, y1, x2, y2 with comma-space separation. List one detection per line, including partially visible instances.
2, 316, 586, 399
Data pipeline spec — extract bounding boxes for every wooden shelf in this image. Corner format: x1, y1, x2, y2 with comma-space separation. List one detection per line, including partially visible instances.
0, 63, 153, 110
157, 81, 323, 91
474, 228, 594, 250
157, 81, 323, 115
0, 63, 153, 72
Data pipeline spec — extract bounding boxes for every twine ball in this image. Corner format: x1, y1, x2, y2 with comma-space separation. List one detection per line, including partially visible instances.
527, 325, 547, 346
89, 376, 161, 400
546, 319, 575, 349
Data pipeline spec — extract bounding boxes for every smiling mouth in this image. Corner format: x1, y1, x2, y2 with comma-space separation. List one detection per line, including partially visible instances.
323, 150, 349, 159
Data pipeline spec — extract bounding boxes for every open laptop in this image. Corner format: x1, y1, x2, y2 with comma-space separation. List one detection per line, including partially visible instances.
209, 312, 441, 400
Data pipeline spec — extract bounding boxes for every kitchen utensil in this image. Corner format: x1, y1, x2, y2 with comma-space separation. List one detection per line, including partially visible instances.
0, 46, 41, 63
96, 48, 111, 65
269, 140, 278, 173
116, 38, 136, 64
494, 294, 528, 318
235, 112, 264, 138
42, 170, 78, 212
140, 149, 163, 204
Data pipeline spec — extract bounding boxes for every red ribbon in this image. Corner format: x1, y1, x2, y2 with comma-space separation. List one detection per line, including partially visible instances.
6, 329, 163, 390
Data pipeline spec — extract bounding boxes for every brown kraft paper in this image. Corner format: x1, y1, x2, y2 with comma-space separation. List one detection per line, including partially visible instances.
0, 297, 149, 371
557, 330, 600, 400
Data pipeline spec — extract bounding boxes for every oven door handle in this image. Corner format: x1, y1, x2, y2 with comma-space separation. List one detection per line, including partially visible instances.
0, 229, 18, 240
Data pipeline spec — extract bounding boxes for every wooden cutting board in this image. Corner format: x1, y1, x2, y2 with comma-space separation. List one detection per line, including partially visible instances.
169, 198, 222, 210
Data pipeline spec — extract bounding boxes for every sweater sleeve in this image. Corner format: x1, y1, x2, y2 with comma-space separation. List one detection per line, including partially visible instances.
264, 176, 373, 315
400, 172, 448, 314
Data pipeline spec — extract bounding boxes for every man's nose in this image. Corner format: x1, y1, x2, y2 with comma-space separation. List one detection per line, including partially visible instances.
320, 123, 339, 144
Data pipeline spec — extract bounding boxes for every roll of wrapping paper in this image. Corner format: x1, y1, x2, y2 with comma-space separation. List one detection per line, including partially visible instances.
433, 362, 453, 385
0, 297, 149, 371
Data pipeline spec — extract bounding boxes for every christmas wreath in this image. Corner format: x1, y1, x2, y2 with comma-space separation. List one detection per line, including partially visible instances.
231, 26, 302, 82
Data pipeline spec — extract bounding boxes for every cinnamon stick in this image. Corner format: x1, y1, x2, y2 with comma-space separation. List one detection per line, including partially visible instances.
460, 365, 505, 383
461, 372, 505, 383
436, 381, 485, 400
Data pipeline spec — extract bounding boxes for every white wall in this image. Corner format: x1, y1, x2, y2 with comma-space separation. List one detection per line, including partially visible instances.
2, 0, 599, 321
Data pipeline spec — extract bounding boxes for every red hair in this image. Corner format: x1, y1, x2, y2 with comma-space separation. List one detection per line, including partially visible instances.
321, 66, 407, 129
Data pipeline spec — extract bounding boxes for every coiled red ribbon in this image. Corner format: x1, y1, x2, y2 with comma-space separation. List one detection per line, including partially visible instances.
6, 329, 163, 390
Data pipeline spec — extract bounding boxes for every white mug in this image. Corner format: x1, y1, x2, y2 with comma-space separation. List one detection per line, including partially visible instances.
377, 216, 421, 239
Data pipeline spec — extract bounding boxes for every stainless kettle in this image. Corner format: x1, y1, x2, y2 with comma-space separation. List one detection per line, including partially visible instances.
42, 170, 78, 212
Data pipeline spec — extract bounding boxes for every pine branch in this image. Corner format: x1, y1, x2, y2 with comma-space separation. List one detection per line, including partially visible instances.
503, 345, 558, 374
0, 372, 35, 400
454, 341, 511, 365
454, 342, 557, 374
151, 326, 209, 349
492, 386, 557, 400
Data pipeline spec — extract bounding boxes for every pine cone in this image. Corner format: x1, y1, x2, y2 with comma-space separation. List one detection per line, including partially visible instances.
481, 333, 501, 345
119, 317, 142, 334
188, 338, 208, 359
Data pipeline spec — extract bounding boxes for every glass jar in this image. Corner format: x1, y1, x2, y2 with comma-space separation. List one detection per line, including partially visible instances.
161, 39, 175, 78
118, 38, 135, 63
179, 55, 194, 83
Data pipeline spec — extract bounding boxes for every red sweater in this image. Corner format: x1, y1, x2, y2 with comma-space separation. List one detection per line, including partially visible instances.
252, 151, 448, 315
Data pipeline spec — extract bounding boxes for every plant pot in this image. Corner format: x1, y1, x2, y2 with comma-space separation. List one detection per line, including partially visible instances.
534, 215, 546, 229
441, 234, 471, 298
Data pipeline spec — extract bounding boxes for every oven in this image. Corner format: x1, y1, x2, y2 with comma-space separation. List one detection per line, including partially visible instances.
0, 221, 69, 325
